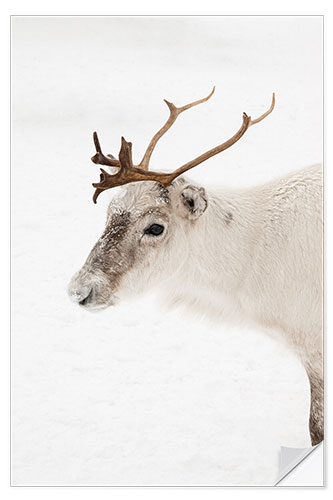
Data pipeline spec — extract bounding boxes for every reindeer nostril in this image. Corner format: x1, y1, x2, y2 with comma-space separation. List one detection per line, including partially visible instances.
78, 288, 94, 306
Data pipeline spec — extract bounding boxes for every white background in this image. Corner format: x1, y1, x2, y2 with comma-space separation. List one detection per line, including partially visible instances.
10, 15, 323, 487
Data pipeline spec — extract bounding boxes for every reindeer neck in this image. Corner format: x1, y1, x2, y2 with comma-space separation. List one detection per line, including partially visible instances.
183, 186, 263, 295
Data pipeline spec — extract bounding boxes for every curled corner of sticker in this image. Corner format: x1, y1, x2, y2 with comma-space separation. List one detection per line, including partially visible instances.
275, 443, 322, 485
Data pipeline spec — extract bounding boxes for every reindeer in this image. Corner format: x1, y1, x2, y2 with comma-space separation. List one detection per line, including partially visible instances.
68, 89, 323, 446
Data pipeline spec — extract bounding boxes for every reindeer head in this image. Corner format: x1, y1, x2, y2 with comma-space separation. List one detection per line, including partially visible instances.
68, 89, 274, 310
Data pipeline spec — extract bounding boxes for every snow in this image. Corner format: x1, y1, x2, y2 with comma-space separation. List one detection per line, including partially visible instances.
11, 16, 322, 485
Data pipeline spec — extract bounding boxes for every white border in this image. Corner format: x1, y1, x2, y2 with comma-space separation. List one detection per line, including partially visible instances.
2, 1, 331, 499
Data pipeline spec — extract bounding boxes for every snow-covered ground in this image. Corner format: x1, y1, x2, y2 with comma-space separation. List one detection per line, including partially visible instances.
11, 16, 322, 485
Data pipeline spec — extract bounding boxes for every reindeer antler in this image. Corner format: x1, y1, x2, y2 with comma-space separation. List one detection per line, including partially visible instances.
91, 89, 275, 203
138, 87, 216, 171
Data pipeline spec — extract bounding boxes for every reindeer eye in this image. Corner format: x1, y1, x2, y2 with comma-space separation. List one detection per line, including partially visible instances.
144, 223, 165, 236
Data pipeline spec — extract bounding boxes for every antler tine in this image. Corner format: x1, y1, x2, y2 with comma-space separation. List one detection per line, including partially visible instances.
167, 93, 276, 181
138, 87, 215, 171
91, 131, 121, 168
249, 92, 275, 125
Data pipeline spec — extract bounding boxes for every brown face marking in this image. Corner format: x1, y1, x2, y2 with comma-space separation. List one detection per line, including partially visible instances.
85, 210, 132, 277
100, 211, 131, 250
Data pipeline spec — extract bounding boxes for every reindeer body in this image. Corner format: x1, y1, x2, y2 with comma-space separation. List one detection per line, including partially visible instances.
175, 164, 323, 349
161, 165, 323, 446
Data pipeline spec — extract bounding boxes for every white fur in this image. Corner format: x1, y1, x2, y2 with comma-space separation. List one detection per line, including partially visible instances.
162, 165, 323, 369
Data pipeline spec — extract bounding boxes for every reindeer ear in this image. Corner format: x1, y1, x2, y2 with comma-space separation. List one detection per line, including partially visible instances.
179, 185, 208, 220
